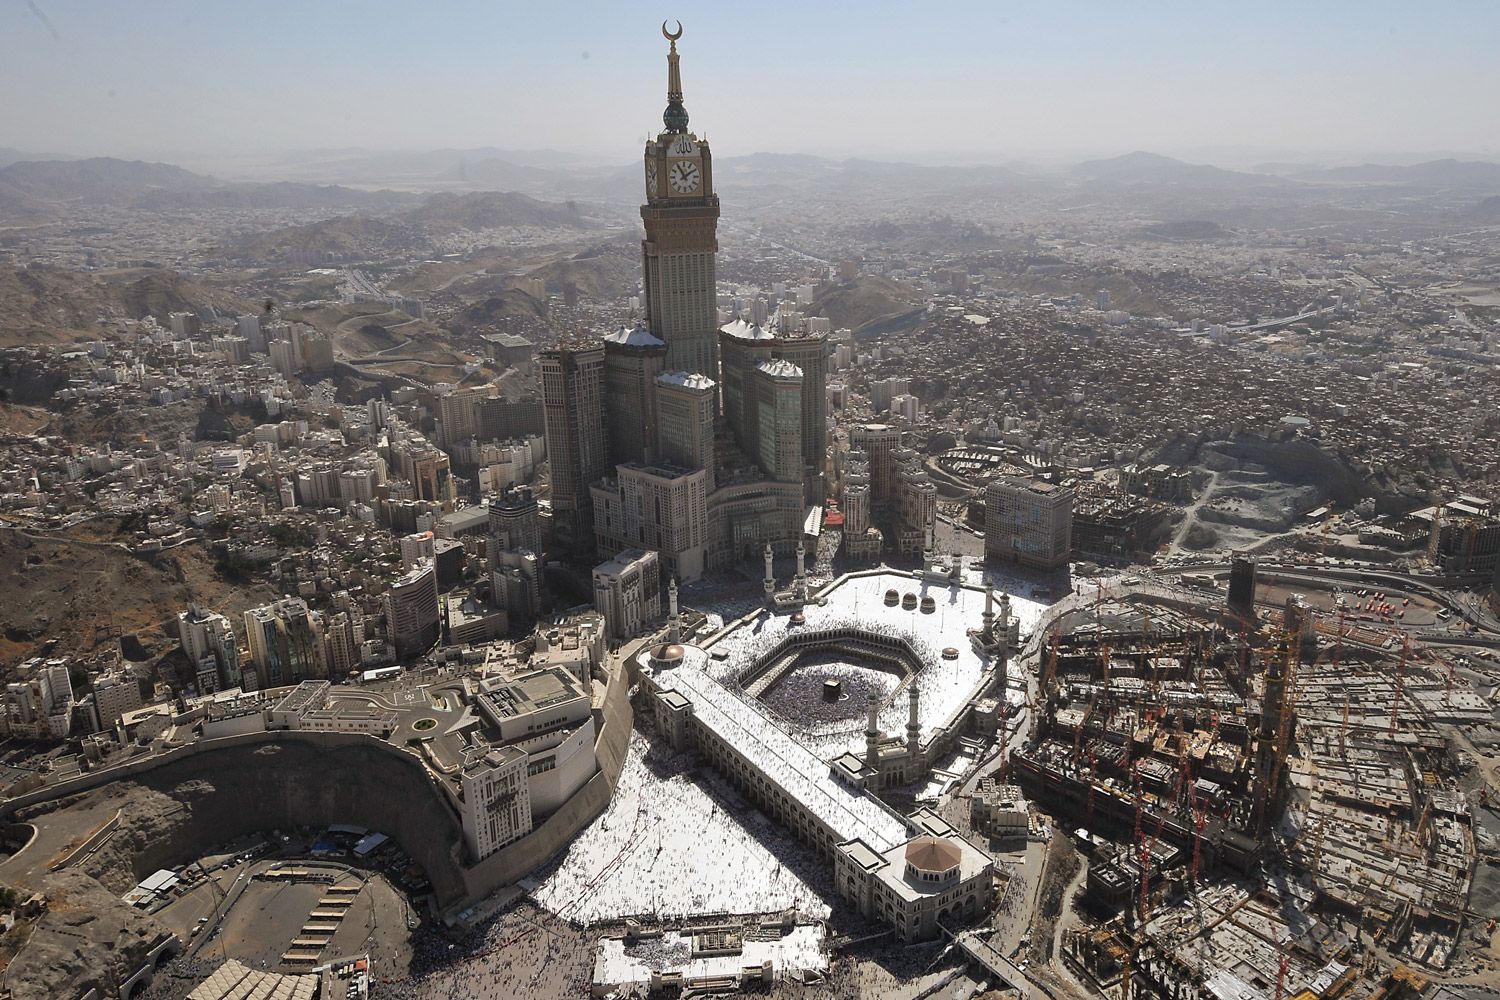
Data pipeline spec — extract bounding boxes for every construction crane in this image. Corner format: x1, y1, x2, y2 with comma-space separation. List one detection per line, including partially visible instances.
1087, 748, 1098, 820
1274, 943, 1290, 1000
1264, 637, 1299, 825
1311, 818, 1327, 883
1415, 798, 1433, 845
1191, 804, 1207, 885
1389, 633, 1410, 737
1137, 833, 1153, 925
1340, 697, 1350, 757
1040, 634, 1060, 703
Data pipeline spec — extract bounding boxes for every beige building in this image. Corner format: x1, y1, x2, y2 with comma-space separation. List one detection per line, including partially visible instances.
593, 463, 709, 583
836, 817, 994, 943
593, 548, 663, 641
754, 359, 804, 484
459, 747, 532, 862
984, 475, 1074, 571
655, 371, 716, 491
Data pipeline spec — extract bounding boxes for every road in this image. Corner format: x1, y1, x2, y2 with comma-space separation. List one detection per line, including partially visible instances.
1168, 471, 1220, 556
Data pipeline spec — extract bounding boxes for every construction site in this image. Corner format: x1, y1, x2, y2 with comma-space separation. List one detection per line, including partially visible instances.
1010, 559, 1499, 1000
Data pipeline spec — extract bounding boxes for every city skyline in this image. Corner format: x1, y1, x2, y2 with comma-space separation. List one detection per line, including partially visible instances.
3, 1, 1499, 166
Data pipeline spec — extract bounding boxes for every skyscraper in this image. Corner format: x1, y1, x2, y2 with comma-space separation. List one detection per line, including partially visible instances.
386, 562, 441, 660
540, 343, 608, 559
640, 25, 720, 379
754, 359, 805, 484
655, 371, 716, 491
602, 323, 668, 467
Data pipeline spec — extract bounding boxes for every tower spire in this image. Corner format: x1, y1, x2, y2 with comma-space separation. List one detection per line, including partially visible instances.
661, 20, 689, 133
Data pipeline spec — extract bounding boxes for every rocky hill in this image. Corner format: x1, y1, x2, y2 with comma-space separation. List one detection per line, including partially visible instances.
0, 265, 252, 346
3, 870, 167, 1000
807, 274, 924, 334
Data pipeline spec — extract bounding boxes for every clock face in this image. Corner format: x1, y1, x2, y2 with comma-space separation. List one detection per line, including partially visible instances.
645, 158, 658, 197
669, 159, 701, 195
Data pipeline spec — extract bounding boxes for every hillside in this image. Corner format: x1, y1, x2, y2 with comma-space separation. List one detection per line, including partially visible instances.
0, 157, 419, 223
403, 190, 602, 231
807, 274, 924, 334
0, 265, 252, 345
226, 215, 421, 262
1072, 151, 1288, 189
223, 189, 608, 263
1470, 195, 1500, 223
1298, 158, 1500, 189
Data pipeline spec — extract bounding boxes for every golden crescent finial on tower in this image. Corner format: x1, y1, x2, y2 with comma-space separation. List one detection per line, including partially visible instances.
662, 19, 682, 43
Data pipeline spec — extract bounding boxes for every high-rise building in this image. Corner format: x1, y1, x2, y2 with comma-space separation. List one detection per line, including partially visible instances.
872, 377, 909, 414
602, 323, 668, 467
640, 29, 720, 379
655, 371, 716, 491
409, 449, 453, 507
1228, 556, 1258, 618
592, 548, 663, 641
169, 311, 201, 340
772, 330, 829, 501
236, 313, 264, 352
754, 359, 804, 483
385, 562, 441, 660
324, 610, 363, 678
400, 531, 436, 570
90, 674, 143, 733
478, 396, 544, 442
593, 463, 709, 583
893, 449, 937, 557
459, 747, 532, 862
719, 318, 777, 455
489, 484, 542, 554
984, 476, 1074, 572
851, 423, 900, 505
436, 384, 496, 447
540, 343, 608, 559
177, 604, 240, 691
243, 598, 327, 689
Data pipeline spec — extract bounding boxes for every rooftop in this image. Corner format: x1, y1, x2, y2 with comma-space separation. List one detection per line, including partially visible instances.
656, 370, 716, 390
602, 323, 666, 348
641, 641, 909, 852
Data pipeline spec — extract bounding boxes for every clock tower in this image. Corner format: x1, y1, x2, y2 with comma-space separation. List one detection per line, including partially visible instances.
641, 22, 720, 381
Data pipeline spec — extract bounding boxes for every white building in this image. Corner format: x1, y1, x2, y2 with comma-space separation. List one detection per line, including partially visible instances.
459, 746, 532, 862
592, 548, 662, 641
91, 674, 144, 733
475, 665, 598, 816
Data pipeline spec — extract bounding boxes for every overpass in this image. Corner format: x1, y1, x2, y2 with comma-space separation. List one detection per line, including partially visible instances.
952, 928, 1055, 1000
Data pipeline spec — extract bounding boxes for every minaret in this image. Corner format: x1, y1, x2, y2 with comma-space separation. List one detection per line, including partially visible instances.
763, 542, 776, 602
994, 592, 1013, 691
982, 582, 996, 636
794, 539, 807, 597
667, 576, 681, 644
864, 692, 882, 770
906, 686, 921, 753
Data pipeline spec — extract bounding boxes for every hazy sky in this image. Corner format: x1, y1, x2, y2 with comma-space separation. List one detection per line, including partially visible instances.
3, 1, 1499, 165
